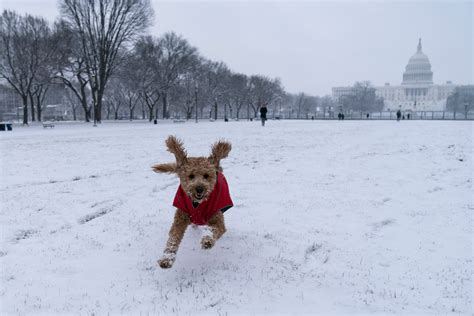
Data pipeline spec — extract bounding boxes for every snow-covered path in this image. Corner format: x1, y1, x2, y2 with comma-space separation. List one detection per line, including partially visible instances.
0, 120, 472, 314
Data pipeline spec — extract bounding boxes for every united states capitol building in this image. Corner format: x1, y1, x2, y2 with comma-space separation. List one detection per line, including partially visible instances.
333, 39, 459, 111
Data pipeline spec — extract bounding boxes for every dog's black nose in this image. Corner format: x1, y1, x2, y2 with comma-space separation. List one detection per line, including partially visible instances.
196, 186, 204, 194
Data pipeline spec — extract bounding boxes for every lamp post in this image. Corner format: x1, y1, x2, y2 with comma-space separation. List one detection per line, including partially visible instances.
195, 85, 198, 123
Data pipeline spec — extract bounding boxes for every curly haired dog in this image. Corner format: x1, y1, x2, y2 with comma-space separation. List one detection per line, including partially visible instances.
152, 136, 233, 269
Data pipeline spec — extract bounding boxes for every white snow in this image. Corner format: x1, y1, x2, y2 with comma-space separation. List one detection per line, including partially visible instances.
0, 120, 472, 314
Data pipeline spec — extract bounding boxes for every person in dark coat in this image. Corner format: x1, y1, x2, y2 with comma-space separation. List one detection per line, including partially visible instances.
338, 113, 342, 120
396, 110, 402, 121
260, 105, 268, 126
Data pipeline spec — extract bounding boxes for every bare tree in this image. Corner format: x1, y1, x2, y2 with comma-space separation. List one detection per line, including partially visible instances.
131, 36, 161, 121
0, 10, 56, 124
338, 81, 384, 113
446, 86, 474, 117
59, 0, 153, 124
155, 32, 198, 119
64, 87, 80, 120
118, 54, 142, 120
202, 61, 230, 120
248, 75, 284, 118
171, 56, 205, 119
227, 73, 249, 120
54, 20, 92, 121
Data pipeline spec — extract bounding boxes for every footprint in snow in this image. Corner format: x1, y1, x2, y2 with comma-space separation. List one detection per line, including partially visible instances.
428, 186, 443, 193
304, 242, 330, 263
12, 229, 38, 243
371, 219, 395, 230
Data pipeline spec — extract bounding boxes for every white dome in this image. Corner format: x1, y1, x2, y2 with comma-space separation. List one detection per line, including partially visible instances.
402, 39, 433, 85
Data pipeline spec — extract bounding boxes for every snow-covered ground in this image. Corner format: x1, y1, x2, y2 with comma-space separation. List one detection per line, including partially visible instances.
0, 120, 472, 314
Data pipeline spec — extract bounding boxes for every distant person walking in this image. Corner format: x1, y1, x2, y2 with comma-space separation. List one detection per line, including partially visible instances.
260, 105, 268, 126
396, 110, 402, 121
338, 113, 342, 120
407, 113, 411, 120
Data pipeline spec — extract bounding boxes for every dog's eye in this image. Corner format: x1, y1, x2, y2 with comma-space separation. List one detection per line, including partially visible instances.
203, 174, 209, 179
189, 174, 195, 180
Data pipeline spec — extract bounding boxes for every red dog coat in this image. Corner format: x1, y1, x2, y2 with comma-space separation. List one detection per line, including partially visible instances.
173, 172, 233, 225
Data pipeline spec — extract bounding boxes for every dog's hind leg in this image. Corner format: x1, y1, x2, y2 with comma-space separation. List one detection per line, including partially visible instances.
201, 212, 227, 249
158, 209, 190, 269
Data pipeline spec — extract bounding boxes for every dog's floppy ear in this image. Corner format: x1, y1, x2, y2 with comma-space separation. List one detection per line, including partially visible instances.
165, 135, 187, 167
151, 163, 177, 174
209, 140, 232, 168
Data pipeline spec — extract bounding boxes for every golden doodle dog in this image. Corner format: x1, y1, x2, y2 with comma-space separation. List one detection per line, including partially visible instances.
152, 136, 233, 269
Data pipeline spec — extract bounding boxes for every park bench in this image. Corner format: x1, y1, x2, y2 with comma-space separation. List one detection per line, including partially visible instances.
42, 122, 55, 128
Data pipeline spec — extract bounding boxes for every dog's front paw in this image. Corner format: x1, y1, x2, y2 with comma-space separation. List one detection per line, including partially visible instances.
201, 236, 215, 249
158, 255, 175, 269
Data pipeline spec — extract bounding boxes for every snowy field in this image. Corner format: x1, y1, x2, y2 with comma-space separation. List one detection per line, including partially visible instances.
0, 120, 472, 315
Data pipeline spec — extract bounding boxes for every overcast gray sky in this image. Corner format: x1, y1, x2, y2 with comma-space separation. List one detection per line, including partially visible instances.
2, 0, 473, 95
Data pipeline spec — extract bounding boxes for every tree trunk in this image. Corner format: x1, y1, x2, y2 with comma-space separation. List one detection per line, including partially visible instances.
186, 105, 192, 120
73, 106, 77, 121
162, 93, 167, 119
22, 95, 28, 125
93, 104, 99, 123
214, 101, 218, 120
29, 92, 36, 122
129, 106, 134, 121
91, 85, 103, 123
96, 92, 103, 123
85, 107, 91, 122
148, 106, 154, 121
78, 88, 90, 122
115, 110, 118, 120
36, 93, 42, 121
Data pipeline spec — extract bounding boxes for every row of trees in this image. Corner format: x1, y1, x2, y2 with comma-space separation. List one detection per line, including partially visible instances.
105, 36, 286, 122
1, 0, 155, 124
337, 81, 385, 113
2, 1, 318, 125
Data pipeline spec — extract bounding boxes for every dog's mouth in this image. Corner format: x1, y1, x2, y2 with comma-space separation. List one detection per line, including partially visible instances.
189, 191, 207, 203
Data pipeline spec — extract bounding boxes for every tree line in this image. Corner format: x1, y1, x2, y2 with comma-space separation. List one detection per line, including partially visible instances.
337, 81, 385, 113
1, 0, 339, 125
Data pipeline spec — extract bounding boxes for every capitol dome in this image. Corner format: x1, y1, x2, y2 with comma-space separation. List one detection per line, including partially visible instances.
402, 38, 433, 85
